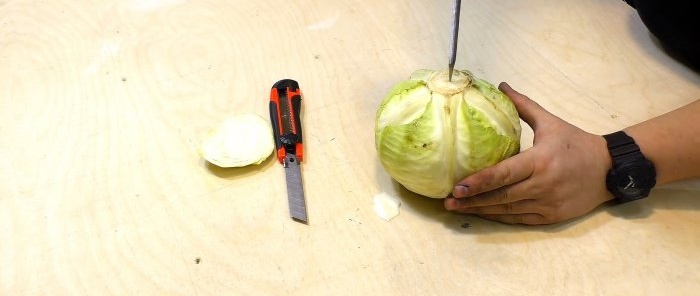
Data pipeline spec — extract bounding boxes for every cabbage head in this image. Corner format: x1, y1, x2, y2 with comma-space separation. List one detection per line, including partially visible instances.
375, 69, 521, 198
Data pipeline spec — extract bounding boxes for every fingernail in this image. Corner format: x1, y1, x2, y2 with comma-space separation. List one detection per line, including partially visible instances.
499, 82, 511, 92
453, 185, 469, 198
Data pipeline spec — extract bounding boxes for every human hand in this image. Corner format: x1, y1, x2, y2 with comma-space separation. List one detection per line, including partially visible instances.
444, 82, 615, 225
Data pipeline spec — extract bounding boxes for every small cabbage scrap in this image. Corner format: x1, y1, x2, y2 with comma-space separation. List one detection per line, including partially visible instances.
373, 192, 401, 221
201, 114, 274, 168
375, 69, 521, 198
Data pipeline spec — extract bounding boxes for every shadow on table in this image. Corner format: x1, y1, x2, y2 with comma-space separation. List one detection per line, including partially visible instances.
390, 181, 598, 241
392, 179, 699, 243
607, 187, 700, 219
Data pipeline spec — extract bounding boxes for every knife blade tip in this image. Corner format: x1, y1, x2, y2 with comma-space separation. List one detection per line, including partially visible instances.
292, 216, 308, 224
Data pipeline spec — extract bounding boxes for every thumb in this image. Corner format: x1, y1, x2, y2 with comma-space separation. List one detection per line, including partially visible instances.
499, 82, 552, 130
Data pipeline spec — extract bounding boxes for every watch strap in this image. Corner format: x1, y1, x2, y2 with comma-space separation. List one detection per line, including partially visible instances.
602, 131, 656, 203
604, 131, 641, 159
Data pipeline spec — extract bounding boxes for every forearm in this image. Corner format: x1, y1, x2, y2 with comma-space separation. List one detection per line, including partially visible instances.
625, 100, 700, 185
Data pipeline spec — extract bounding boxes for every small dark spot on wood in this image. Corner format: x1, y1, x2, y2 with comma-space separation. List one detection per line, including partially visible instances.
195, 257, 201, 264
610, 114, 618, 119
121, 77, 127, 82
461, 222, 471, 228
349, 218, 362, 225
314, 54, 321, 59
422, 143, 427, 148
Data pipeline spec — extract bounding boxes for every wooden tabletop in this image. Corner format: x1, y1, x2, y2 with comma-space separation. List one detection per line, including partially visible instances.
2, 0, 699, 295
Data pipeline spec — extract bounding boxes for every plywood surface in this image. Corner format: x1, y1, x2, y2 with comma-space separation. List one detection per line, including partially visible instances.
1, 0, 699, 295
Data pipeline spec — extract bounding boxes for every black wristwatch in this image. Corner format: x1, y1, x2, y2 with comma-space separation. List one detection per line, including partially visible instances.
603, 131, 657, 204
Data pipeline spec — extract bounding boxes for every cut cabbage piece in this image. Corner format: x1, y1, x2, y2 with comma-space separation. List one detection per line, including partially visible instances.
201, 114, 274, 168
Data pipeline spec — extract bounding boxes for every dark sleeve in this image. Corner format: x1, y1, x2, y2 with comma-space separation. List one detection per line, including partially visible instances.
625, 0, 700, 70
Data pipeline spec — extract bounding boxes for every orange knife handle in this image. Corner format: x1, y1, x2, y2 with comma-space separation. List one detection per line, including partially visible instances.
269, 79, 303, 163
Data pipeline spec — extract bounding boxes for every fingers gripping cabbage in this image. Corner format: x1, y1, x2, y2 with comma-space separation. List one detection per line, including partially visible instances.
375, 69, 521, 198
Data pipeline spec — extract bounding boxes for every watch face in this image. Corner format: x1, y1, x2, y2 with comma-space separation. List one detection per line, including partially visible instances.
613, 162, 656, 198
614, 172, 646, 196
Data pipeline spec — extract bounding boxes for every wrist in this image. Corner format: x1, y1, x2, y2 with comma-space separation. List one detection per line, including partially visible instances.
594, 135, 615, 202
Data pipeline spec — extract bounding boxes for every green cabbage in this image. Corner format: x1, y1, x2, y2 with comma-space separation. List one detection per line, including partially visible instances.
375, 69, 521, 198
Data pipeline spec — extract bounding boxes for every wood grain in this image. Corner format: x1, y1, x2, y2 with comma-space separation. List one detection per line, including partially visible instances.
1, 0, 698, 295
